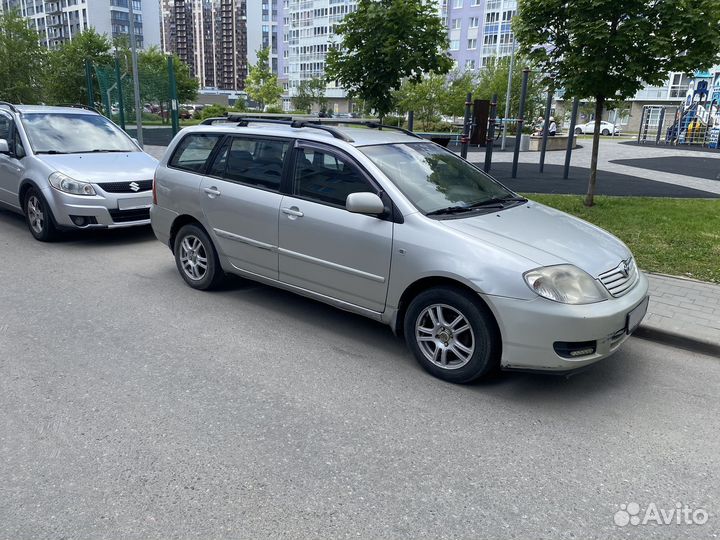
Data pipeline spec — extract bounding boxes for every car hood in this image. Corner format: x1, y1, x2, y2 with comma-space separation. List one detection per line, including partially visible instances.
441, 201, 631, 277
39, 152, 158, 183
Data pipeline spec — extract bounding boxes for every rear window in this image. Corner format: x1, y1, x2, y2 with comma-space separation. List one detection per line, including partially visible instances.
169, 133, 222, 172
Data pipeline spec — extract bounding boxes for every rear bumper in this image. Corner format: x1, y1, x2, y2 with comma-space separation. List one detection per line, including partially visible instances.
486, 272, 649, 372
42, 185, 151, 229
149, 204, 177, 248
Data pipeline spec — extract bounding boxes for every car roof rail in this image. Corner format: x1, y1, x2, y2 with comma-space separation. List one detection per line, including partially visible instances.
308, 119, 424, 139
201, 114, 355, 142
0, 101, 19, 113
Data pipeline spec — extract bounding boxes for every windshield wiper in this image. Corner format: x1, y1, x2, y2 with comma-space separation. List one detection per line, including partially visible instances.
36, 150, 70, 155
86, 149, 131, 153
426, 195, 527, 217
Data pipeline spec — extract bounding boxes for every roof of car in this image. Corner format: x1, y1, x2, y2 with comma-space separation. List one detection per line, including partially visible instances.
184, 122, 424, 147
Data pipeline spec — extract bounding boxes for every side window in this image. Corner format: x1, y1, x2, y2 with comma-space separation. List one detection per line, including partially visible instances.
0, 115, 25, 158
169, 133, 221, 173
224, 137, 289, 191
293, 147, 373, 206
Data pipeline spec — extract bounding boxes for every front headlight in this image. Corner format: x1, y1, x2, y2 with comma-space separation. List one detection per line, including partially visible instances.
48, 172, 96, 196
523, 264, 609, 304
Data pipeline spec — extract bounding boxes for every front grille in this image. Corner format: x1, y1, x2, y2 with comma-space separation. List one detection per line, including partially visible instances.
98, 180, 153, 193
599, 258, 639, 297
109, 208, 150, 223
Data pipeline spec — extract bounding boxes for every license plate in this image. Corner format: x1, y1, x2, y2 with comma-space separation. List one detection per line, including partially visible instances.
626, 296, 650, 334
118, 196, 151, 210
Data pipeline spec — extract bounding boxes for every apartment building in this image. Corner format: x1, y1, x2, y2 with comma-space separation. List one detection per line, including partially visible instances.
1, 0, 161, 50
278, 0, 359, 112
160, 0, 276, 91
443, 0, 517, 71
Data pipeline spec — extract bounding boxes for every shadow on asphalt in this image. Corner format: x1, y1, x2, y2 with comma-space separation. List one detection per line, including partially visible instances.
0, 207, 157, 247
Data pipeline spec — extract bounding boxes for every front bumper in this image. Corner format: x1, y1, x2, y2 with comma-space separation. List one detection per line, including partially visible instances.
42, 185, 152, 229
486, 272, 650, 372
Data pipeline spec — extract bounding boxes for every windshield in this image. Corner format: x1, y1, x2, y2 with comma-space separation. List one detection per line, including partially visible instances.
360, 142, 517, 215
21, 113, 137, 154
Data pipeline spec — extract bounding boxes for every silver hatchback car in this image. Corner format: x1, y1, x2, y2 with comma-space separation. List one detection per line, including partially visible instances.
151, 119, 649, 383
0, 103, 158, 241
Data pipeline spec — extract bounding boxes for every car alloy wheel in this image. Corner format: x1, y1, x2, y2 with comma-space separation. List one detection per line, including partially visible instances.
179, 234, 208, 281
26, 194, 45, 235
415, 303, 476, 370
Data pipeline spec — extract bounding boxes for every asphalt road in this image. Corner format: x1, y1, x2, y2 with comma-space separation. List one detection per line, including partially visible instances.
1, 209, 719, 539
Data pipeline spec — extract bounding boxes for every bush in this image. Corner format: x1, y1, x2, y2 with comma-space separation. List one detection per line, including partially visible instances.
383, 116, 404, 127
200, 104, 228, 119
231, 100, 247, 112
265, 105, 284, 114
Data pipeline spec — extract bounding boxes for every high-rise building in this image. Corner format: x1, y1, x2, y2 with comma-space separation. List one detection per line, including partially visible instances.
1, 0, 161, 50
160, 0, 276, 92
444, 0, 517, 71
278, 0, 358, 112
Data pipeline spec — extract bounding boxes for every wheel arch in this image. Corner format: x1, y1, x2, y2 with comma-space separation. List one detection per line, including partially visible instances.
169, 214, 208, 251
19, 179, 42, 209
393, 276, 502, 344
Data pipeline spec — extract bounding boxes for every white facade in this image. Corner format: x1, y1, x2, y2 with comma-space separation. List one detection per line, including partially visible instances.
2, 0, 161, 50
246, 0, 278, 74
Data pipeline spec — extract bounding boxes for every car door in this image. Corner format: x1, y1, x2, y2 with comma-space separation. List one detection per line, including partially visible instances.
0, 112, 26, 209
277, 141, 393, 313
200, 135, 290, 280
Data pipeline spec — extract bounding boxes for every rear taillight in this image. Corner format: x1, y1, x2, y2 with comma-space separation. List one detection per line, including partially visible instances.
152, 175, 157, 205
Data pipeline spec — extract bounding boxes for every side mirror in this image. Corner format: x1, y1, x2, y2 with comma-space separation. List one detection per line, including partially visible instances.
346, 192, 385, 215
0, 139, 9, 154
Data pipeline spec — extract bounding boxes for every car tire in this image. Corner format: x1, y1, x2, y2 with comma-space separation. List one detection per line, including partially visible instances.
404, 286, 501, 384
602, 129, 610, 136
24, 187, 58, 242
173, 224, 225, 290
574, 127, 583, 135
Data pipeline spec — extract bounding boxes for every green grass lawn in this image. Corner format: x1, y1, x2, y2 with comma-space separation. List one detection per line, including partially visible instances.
525, 194, 720, 283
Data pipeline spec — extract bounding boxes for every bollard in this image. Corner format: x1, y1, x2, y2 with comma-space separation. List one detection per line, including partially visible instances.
563, 96, 580, 179
539, 87, 553, 173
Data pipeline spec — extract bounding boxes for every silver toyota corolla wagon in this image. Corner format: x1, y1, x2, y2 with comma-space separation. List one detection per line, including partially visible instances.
0, 103, 158, 241
151, 119, 649, 383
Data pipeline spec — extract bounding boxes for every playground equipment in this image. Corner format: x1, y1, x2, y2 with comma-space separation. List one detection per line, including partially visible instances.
638, 76, 720, 148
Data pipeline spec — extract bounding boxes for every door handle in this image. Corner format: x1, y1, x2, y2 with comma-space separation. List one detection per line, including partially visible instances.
281, 206, 304, 218
203, 186, 221, 197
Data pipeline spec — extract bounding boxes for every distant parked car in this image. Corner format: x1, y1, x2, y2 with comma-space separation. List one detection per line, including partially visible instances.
0, 103, 158, 241
575, 121, 620, 136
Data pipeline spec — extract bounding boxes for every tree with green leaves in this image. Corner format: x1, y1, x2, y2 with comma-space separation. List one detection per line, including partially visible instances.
326, 0, 452, 120
292, 77, 328, 113
515, 0, 720, 206
245, 47, 283, 110
43, 29, 113, 105
395, 74, 446, 129
136, 46, 198, 120
0, 10, 46, 104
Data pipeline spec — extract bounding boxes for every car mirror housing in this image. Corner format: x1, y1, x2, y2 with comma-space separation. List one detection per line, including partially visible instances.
346, 192, 385, 215
0, 139, 9, 154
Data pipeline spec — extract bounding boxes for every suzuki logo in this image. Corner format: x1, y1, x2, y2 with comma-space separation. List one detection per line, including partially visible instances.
129, 182, 140, 192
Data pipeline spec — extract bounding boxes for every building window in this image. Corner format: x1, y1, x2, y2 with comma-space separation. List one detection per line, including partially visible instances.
449, 40, 459, 51
452, 19, 461, 29
472, 0, 481, 5
467, 38, 477, 49
465, 59, 476, 70
453, 0, 462, 7
469, 17, 479, 28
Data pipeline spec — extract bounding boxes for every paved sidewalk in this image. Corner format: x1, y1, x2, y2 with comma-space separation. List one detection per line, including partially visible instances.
640, 273, 720, 355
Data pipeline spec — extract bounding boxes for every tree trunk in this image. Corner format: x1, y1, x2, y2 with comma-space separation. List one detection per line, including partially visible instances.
584, 96, 605, 207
